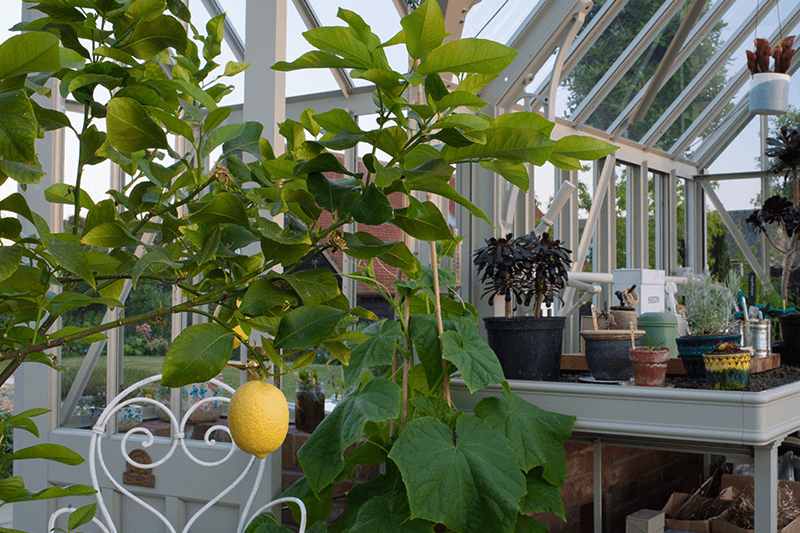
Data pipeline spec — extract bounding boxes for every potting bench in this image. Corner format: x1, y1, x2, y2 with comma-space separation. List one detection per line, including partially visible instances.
452, 378, 800, 533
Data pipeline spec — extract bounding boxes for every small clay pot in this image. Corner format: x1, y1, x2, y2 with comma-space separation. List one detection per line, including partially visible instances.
702, 351, 751, 390
628, 347, 670, 387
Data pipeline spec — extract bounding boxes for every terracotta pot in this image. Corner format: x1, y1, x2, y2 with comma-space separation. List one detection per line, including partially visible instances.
628, 347, 670, 387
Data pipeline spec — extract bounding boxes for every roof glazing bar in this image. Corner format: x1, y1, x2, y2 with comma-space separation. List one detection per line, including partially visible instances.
530, 0, 631, 107
569, 0, 686, 129
201, 0, 245, 62
607, 0, 734, 139
291, 0, 354, 96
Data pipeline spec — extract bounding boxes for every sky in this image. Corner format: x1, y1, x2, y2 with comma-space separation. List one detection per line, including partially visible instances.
2, 0, 799, 219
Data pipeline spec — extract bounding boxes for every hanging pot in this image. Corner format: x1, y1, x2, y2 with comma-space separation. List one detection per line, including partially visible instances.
749, 72, 790, 115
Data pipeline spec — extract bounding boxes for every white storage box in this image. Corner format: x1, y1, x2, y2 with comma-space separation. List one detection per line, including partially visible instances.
613, 269, 666, 314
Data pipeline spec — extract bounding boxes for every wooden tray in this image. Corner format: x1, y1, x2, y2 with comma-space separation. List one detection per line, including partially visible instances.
561, 352, 780, 375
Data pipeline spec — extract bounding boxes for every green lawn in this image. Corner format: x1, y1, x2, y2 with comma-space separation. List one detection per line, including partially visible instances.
60, 356, 344, 403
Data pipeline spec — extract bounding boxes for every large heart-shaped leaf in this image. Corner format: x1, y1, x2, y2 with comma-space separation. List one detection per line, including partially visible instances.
298, 379, 400, 494
162, 323, 235, 387
388, 415, 525, 533
519, 467, 565, 519
350, 492, 434, 533
474, 386, 575, 484
343, 319, 402, 388
273, 305, 347, 352
107, 96, 169, 152
409, 314, 443, 387
440, 316, 504, 393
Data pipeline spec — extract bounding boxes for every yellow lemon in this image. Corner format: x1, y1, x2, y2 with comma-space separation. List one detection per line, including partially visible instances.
232, 325, 247, 349
228, 381, 289, 459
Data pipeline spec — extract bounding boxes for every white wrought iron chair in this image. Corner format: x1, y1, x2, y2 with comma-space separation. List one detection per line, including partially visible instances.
48, 374, 306, 533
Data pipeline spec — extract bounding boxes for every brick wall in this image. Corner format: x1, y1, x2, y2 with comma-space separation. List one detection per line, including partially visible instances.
281, 432, 703, 532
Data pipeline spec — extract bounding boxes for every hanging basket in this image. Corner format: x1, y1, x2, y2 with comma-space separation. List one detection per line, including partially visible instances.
749, 72, 791, 115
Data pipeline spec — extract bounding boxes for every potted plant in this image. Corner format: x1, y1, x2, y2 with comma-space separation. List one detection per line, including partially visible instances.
473, 231, 572, 381
746, 126, 800, 364
294, 369, 325, 433
747, 36, 795, 115
677, 271, 741, 380
703, 342, 751, 390
629, 341, 670, 387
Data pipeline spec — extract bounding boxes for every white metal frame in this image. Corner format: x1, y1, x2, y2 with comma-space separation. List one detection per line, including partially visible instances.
48, 374, 306, 533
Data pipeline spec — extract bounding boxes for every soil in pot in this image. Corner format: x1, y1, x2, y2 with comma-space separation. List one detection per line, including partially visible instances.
629, 347, 670, 386
484, 316, 566, 381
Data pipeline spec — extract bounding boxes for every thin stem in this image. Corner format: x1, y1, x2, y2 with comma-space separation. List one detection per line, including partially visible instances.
401, 297, 410, 428
428, 229, 449, 406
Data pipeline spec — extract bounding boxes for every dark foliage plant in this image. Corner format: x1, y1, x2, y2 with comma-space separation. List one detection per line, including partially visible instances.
746, 37, 795, 75
473, 231, 572, 318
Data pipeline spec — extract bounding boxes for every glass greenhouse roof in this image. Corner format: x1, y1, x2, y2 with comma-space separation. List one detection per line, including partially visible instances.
2, 0, 800, 170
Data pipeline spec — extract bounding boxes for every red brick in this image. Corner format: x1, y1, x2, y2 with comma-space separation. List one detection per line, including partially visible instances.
331, 479, 353, 499
611, 446, 644, 464
281, 438, 294, 471
603, 463, 627, 487
564, 441, 590, 456
626, 451, 656, 479
562, 474, 593, 505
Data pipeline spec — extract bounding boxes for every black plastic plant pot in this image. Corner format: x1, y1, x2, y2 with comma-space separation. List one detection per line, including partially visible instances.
676, 333, 740, 382
779, 314, 800, 367
484, 316, 566, 382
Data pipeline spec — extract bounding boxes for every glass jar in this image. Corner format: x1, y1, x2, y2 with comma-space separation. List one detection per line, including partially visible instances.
295, 382, 325, 433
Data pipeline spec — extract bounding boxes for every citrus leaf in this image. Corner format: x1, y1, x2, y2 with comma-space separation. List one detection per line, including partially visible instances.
440, 128, 553, 165
405, 176, 491, 227
480, 160, 529, 192
392, 201, 453, 242
0, 91, 38, 165
162, 323, 235, 387
68, 503, 97, 531
401, 0, 446, 59
116, 15, 187, 60
379, 242, 421, 279
9, 443, 84, 465
342, 232, 396, 260
351, 185, 392, 225
298, 379, 401, 494
0, 32, 61, 79
388, 415, 525, 533
189, 191, 249, 227
0, 246, 22, 282
47, 237, 94, 287
418, 38, 518, 75
474, 386, 575, 484
81, 221, 140, 248
238, 279, 297, 316
272, 51, 362, 71
107, 96, 169, 152
273, 305, 347, 352
281, 268, 341, 305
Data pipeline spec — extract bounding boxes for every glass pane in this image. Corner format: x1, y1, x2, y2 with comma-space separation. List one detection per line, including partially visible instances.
562, 0, 666, 123
285, 1, 342, 97
462, 0, 539, 45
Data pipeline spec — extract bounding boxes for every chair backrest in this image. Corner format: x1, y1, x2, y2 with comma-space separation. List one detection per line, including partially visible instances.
47, 374, 306, 533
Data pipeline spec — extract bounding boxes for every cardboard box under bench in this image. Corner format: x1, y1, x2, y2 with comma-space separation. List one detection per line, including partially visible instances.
709, 475, 800, 533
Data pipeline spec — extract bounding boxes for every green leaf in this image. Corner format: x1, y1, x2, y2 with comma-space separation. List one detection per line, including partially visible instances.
351, 185, 392, 225
480, 160, 529, 192
107, 97, 169, 152
401, 0, 446, 59
474, 386, 575, 484
343, 319, 402, 388
9, 443, 84, 465
201, 123, 245, 159
68, 503, 97, 531
281, 268, 341, 306
409, 314, 443, 386
424, 72, 448, 106
493, 112, 555, 135
514, 515, 549, 533
519, 467, 565, 519
47, 237, 94, 287
379, 242, 421, 279
148, 107, 194, 139
0, 246, 22, 282
81, 221, 140, 248
303, 26, 371, 68
388, 415, 525, 533
432, 113, 491, 132
48, 325, 107, 344
342, 232, 395, 260
298, 379, 401, 494
458, 73, 497, 94
418, 38, 518, 75
273, 305, 347, 352
299, 109, 320, 136
392, 201, 453, 242
272, 50, 363, 72
222, 121, 263, 160
223, 61, 249, 77
405, 176, 491, 227
117, 15, 188, 60
238, 279, 297, 316
279, 477, 334, 527
440, 128, 553, 166
44, 183, 94, 209
162, 323, 235, 387
374, 163, 403, 187
167, 79, 218, 111
204, 13, 225, 61
30, 100, 73, 132
440, 317, 504, 393
0, 91, 38, 165
436, 91, 487, 110
130, 249, 181, 288
350, 492, 434, 533
93, 45, 144, 68
189, 192, 249, 227
0, 32, 61, 79
313, 108, 362, 134
306, 173, 359, 213
549, 135, 618, 168
2, 483, 95, 504
0, 218, 21, 240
